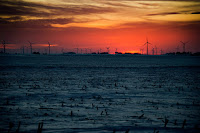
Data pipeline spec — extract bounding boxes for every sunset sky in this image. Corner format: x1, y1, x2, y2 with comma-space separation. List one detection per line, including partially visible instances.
0, 0, 200, 54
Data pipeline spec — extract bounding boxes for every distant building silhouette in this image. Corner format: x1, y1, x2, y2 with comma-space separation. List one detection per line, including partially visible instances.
115, 52, 122, 54
63, 52, 76, 55
100, 52, 108, 54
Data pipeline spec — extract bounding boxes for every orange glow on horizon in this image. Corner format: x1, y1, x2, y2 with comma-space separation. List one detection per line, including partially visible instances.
123, 50, 141, 54
39, 44, 58, 47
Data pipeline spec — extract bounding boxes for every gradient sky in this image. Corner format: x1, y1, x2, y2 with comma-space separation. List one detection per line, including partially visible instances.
0, 0, 200, 54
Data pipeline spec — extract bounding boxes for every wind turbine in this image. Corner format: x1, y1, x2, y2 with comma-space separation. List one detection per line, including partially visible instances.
21, 45, 25, 55
74, 48, 79, 54
89, 48, 92, 54
28, 41, 34, 54
61, 48, 64, 54
1, 40, 6, 53
160, 49, 163, 55
106, 47, 110, 54
144, 38, 152, 55
48, 41, 51, 55
180, 41, 189, 53
152, 47, 155, 55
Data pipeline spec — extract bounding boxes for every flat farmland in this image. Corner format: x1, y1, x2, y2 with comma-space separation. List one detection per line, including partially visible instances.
0, 55, 200, 133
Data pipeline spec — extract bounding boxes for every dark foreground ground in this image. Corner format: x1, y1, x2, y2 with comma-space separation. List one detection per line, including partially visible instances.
0, 55, 200, 133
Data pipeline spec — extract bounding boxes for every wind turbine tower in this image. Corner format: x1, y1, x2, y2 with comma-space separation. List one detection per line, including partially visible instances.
48, 41, 51, 54
106, 47, 110, 54
75, 48, 79, 54
61, 48, 64, 54
2, 40, 6, 53
28, 41, 33, 54
180, 41, 189, 53
144, 38, 152, 55
160, 49, 163, 55
21, 45, 25, 55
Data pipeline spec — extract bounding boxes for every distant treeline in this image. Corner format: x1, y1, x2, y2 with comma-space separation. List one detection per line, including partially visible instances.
165, 52, 200, 56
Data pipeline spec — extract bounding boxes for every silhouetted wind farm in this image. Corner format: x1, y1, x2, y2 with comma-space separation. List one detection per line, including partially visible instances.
1, 39, 199, 56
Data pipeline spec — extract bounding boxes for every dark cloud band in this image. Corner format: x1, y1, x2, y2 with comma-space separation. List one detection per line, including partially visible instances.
0, 0, 115, 17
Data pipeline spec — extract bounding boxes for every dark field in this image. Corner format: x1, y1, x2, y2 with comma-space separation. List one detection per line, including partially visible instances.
0, 55, 200, 133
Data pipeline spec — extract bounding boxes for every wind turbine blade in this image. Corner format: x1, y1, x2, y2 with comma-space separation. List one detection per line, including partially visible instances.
143, 43, 147, 46
149, 43, 152, 45
180, 41, 184, 44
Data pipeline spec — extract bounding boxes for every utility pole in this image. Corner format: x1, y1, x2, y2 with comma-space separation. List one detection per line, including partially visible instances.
2, 40, 6, 53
